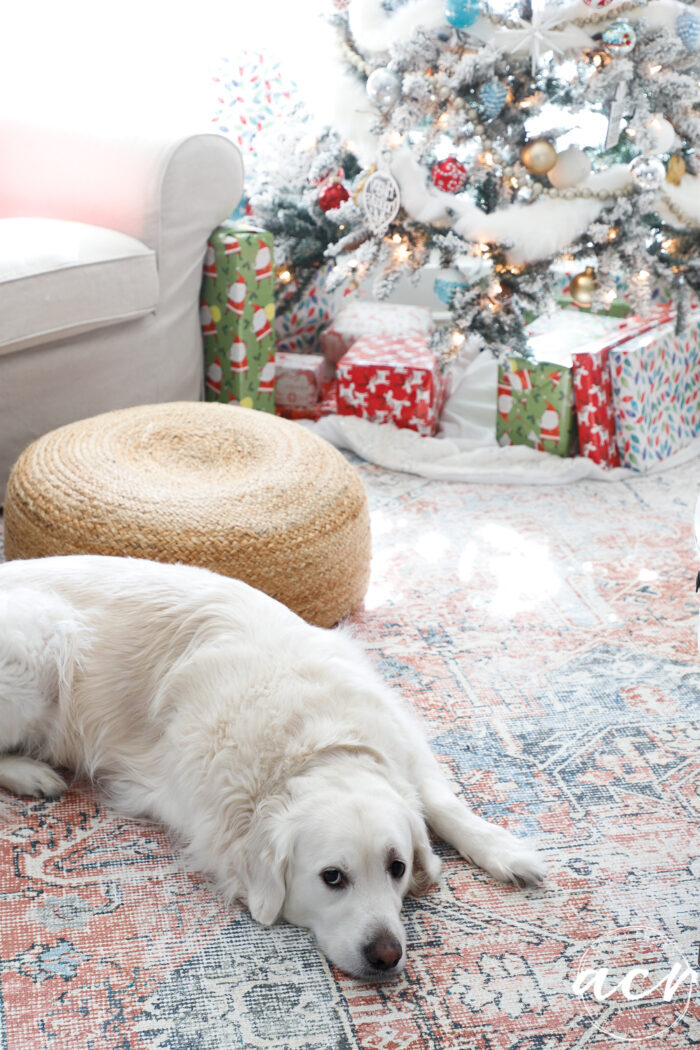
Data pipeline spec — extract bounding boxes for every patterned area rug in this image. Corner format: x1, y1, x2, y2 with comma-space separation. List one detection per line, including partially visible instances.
1, 459, 699, 1050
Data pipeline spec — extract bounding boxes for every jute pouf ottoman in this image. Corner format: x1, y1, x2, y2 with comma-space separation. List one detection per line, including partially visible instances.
3, 402, 371, 628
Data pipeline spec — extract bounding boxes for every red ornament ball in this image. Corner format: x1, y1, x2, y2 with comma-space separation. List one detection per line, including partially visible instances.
582, 0, 615, 7
431, 157, 468, 194
318, 181, 350, 212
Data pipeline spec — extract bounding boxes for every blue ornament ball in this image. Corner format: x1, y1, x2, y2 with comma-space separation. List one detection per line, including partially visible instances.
676, 11, 700, 51
479, 79, 507, 119
444, 0, 481, 30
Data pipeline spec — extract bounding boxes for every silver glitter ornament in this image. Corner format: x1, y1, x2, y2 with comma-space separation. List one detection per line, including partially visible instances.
629, 154, 665, 189
366, 68, 401, 110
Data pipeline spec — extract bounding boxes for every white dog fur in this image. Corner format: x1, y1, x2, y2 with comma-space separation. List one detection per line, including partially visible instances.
0, 555, 544, 979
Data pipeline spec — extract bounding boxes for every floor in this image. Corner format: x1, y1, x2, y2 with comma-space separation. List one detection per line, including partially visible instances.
0, 455, 698, 1049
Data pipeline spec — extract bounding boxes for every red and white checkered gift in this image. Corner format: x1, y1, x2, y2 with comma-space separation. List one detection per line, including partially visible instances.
336, 335, 448, 436
321, 302, 434, 365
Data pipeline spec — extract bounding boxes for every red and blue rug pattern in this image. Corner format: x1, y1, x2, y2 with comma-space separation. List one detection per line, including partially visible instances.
1, 458, 699, 1049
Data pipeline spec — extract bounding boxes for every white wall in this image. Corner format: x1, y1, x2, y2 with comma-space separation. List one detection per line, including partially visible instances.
0, 0, 328, 134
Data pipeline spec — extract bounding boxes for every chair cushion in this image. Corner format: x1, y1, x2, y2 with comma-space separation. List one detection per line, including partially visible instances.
0, 217, 158, 356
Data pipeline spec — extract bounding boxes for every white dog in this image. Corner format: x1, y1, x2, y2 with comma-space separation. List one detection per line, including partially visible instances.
0, 555, 544, 979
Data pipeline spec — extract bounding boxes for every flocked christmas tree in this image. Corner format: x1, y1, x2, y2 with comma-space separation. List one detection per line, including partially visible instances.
249, 0, 700, 360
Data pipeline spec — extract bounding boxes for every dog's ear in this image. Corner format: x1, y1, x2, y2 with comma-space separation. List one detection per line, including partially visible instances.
242, 801, 290, 926
408, 810, 442, 896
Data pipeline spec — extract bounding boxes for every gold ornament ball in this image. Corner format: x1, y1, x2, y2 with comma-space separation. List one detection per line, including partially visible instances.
569, 266, 598, 306
520, 139, 557, 175
666, 153, 686, 186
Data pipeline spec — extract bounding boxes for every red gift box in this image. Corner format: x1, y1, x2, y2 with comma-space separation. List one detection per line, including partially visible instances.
336, 335, 448, 436
275, 379, 338, 421
571, 350, 619, 467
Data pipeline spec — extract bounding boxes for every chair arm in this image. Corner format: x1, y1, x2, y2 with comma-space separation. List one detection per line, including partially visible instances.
0, 119, 244, 255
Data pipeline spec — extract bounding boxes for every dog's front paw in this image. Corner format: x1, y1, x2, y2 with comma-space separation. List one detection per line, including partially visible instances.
0, 756, 67, 800
475, 830, 545, 888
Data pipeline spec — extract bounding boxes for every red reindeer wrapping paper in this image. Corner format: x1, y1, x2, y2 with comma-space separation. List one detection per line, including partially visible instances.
571, 348, 619, 467
336, 335, 449, 436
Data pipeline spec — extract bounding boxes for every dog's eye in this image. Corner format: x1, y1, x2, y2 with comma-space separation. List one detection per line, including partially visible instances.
389, 860, 406, 879
321, 868, 346, 888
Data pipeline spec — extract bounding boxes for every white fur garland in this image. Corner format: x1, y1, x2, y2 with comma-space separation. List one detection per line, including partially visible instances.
348, 0, 445, 55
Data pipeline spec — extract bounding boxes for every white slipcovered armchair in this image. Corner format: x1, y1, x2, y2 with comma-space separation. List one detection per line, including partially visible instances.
0, 119, 243, 499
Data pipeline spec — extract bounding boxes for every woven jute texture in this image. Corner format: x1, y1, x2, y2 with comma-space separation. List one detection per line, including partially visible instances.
3, 402, 371, 628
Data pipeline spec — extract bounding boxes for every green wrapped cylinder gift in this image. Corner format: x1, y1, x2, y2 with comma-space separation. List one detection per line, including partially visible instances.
201, 221, 276, 412
496, 356, 577, 457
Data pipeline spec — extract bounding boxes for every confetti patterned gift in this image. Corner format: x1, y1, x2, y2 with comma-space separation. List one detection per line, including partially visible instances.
336, 335, 448, 436
609, 319, 700, 469
201, 222, 275, 412
321, 302, 434, 365
210, 51, 296, 156
275, 265, 334, 355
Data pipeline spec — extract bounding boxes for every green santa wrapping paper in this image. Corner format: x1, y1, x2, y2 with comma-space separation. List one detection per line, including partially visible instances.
497, 356, 577, 458
201, 222, 275, 412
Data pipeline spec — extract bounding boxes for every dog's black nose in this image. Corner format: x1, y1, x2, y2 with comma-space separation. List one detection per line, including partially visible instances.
364, 934, 403, 971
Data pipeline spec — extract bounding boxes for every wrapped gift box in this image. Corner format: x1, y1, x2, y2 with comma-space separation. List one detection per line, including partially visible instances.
321, 301, 434, 365
336, 335, 448, 436
497, 356, 577, 457
276, 379, 338, 421
275, 264, 334, 355
571, 348, 619, 467
275, 351, 332, 412
201, 222, 276, 412
609, 319, 700, 469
